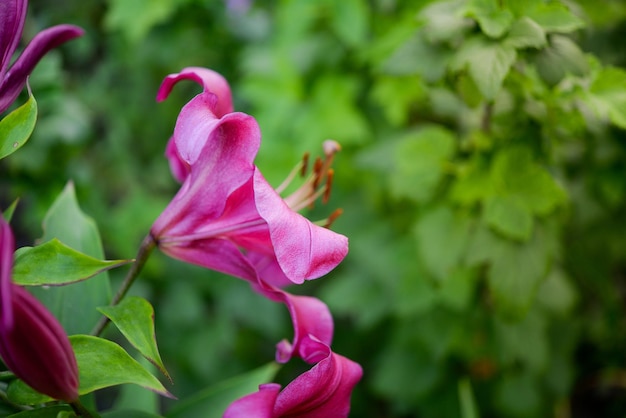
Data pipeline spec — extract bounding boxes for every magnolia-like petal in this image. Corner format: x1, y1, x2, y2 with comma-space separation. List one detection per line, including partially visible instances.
224, 341, 362, 418
151, 95, 260, 238
0, 0, 27, 79
223, 383, 280, 418
0, 24, 84, 114
0, 217, 14, 329
165, 136, 190, 183
157, 66, 233, 118
254, 281, 333, 363
0, 284, 79, 402
253, 169, 349, 284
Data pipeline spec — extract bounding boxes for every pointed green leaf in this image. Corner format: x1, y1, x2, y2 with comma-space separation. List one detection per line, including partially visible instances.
452, 36, 517, 100
166, 362, 280, 418
72, 335, 173, 398
458, 378, 481, 418
3, 199, 19, 221
483, 195, 533, 241
0, 93, 37, 160
98, 297, 170, 381
587, 66, 626, 129
527, 3, 585, 33
12, 239, 131, 286
466, 0, 514, 38
30, 182, 112, 335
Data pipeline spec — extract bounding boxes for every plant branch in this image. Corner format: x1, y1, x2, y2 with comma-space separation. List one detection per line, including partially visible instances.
90, 234, 156, 337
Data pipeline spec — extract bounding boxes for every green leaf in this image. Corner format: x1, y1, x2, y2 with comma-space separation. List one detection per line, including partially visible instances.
414, 206, 472, 282
483, 195, 533, 241
12, 239, 131, 286
587, 66, 626, 129
72, 335, 173, 398
419, 0, 474, 43
452, 36, 517, 100
30, 182, 112, 335
390, 125, 456, 203
382, 33, 452, 83
466, 0, 515, 38
527, 2, 585, 33
7, 406, 72, 418
0, 93, 37, 160
98, 297, 170, 381
165, 362, 280, 418
504, 17, 547, 49
328, 0, 369, 47
3, 199, 19, 222
8, 336, 173, 405
102, 411, 163, 418
534, 35, 589, 86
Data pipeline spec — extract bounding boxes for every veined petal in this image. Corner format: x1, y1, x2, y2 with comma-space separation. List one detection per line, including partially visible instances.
157, 66, 233, 118
0, 217, 15, 329
0, 24, 83, 114
0, 0, 27, 79
151, 95, 260, 238
253, 169, 349, 284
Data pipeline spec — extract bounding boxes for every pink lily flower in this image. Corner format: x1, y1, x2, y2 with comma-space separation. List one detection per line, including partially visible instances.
223, 288, 362, 418
0, 0, 84, 113
151, 68, 348, 286
0, 217, 79, 402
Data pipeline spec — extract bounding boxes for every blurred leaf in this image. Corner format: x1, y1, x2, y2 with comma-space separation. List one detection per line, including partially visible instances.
535, 269, 578, 315
328, 0, 369, 46
527, 2, 585, 33
30, 183, 112, 335
483, 194, 533, 241
466, 0, 514, 38
534, 35, 589, 86
98, 296, 170, 381
452, 36, 516, 100
414, 206, 472, 282
494, 372, 541, 417
102, 411, 163, 418
504, 17, 547, 49
12, 239, 131, 286
3, 199, 19, 221
586, 66, 626, 129
382, 33, 452, 82
0, 93, 37, 160
7, 406, 72, 418
458, 378, 480, 418
165, 362, 280, 418
390, 125, 455, 202
104, 0, 189, 43
419, 0, 473, 43
371, 76, 427, 126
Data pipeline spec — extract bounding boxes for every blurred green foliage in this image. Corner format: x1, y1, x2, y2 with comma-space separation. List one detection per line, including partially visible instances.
3, 0, 626, 416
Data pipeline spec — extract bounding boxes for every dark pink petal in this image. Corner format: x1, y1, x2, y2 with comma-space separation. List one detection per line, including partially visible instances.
274, 348, 362, 418
0, 0, 27, 78
223, 383, 281, 418
253, 169, 349, 284
157, 66, 233, 118
0, 217, 15, 329
0, 24, 84, 114
151, 94, 260, 239
0, 285, 79, 402
165, 136, 190, 183
254, 282, 333, 363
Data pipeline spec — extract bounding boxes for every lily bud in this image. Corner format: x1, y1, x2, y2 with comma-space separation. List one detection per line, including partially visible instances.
0, 218, 79, 402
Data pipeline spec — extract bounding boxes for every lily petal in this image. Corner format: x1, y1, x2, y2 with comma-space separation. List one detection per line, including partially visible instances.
253, 169, 349, 284
0, 0, 27, 79
0, 24, 83, 113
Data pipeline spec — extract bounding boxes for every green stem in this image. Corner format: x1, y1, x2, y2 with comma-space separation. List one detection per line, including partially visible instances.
90, 234, 156, 336
70, 399, 96, 417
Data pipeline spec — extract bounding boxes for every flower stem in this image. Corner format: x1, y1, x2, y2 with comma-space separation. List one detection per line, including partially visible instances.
90, 234, 156, 337
70, 400, 96, 417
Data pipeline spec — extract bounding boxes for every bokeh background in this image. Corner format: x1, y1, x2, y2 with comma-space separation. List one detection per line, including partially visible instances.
2, 0, 626, 417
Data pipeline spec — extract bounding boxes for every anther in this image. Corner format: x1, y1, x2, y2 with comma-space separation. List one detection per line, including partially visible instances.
323, 208, 343, 228
300, 152, 310, 177
323, 169, 334, 204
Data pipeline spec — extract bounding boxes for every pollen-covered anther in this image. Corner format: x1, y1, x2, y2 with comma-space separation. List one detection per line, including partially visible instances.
322, 208, 343, 228
300, 152, 310, 177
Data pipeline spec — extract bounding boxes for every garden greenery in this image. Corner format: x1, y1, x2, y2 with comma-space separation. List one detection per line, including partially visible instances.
1, 0, 626, 417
